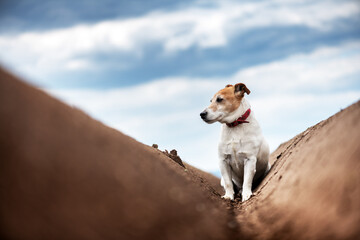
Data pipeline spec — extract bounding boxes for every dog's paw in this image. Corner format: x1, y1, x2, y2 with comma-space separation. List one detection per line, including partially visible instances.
241, 190, 253, 202
221, 193, 234, 200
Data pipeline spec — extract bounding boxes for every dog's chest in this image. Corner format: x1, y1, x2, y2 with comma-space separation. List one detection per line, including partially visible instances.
220, 139, 249, 159
219, 126, 259, 160
218, 139, 247, 175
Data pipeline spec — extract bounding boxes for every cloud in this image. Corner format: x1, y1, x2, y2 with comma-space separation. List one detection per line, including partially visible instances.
0, 0, 359, 78
48, 41, 360, 171
235, 41, 360, 94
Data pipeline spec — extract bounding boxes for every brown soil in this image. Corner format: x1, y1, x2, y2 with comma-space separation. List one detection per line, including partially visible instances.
1, 67, 359, 240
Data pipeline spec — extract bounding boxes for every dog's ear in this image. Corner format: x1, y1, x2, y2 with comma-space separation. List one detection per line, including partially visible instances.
234, 83, 250, 97
225, 84, 233, 88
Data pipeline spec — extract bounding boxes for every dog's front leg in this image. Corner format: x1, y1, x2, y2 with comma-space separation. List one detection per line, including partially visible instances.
219, 158, 234, 200
242, 157, 256, 201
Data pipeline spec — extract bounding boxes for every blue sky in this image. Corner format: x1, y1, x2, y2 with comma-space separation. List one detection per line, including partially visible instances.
0, 0, 359, 173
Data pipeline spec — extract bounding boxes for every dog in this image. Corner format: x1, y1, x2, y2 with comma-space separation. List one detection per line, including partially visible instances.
200, 83, 270, 201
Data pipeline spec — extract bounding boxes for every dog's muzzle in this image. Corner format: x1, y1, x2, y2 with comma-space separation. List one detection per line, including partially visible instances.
200, 111, 208, 119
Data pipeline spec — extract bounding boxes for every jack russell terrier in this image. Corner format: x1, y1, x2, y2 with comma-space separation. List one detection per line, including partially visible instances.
200, 83, 270, 201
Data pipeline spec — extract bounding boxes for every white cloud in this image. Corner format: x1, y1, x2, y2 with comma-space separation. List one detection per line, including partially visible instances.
65, 59, 91, 70
0, 0, 359, 77
48, 41, 360, 171
235, 41, 360, 94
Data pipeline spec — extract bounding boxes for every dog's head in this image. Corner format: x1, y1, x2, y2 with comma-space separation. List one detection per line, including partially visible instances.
200, 83, 250, 124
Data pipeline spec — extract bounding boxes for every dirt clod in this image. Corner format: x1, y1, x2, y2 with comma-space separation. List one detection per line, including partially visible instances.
162, 149, 186, 168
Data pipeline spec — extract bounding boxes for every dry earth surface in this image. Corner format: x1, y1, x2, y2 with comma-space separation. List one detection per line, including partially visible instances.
1, 67, 359, 240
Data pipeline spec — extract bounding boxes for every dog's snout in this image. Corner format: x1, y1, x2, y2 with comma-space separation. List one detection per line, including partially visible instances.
200, 111, 208, 119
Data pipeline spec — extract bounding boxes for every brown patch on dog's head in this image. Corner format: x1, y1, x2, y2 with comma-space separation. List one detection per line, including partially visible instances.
209, 83, 250, 114
209, 102, 218, 112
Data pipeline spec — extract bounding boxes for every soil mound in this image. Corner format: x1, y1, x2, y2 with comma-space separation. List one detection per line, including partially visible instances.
236, 100, 360, 240
0, 67, 231, 240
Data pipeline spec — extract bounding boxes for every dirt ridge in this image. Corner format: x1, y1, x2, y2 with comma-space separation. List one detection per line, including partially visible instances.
235, 101, 360, 240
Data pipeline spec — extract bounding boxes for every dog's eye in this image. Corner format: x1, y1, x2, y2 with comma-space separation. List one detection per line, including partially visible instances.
216, 97, 223, 103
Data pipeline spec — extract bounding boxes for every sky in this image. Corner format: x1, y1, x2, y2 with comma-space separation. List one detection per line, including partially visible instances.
0, 0, 359, 174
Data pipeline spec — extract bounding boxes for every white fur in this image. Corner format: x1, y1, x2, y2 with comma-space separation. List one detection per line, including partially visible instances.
203, 96, 270, 201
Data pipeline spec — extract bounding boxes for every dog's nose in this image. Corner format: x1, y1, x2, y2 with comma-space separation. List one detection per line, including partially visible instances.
200, 111, 208, 119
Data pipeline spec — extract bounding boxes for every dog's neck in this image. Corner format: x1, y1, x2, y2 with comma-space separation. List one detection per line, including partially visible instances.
226, 109, 251, 127
221, 98, 251, 125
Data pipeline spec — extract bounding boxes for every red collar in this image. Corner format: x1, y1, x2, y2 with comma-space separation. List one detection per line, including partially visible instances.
226, 108, 251, 127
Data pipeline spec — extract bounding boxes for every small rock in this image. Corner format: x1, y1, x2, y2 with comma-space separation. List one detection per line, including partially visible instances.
170, 149, 177, 156
152, 144, 158, 149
